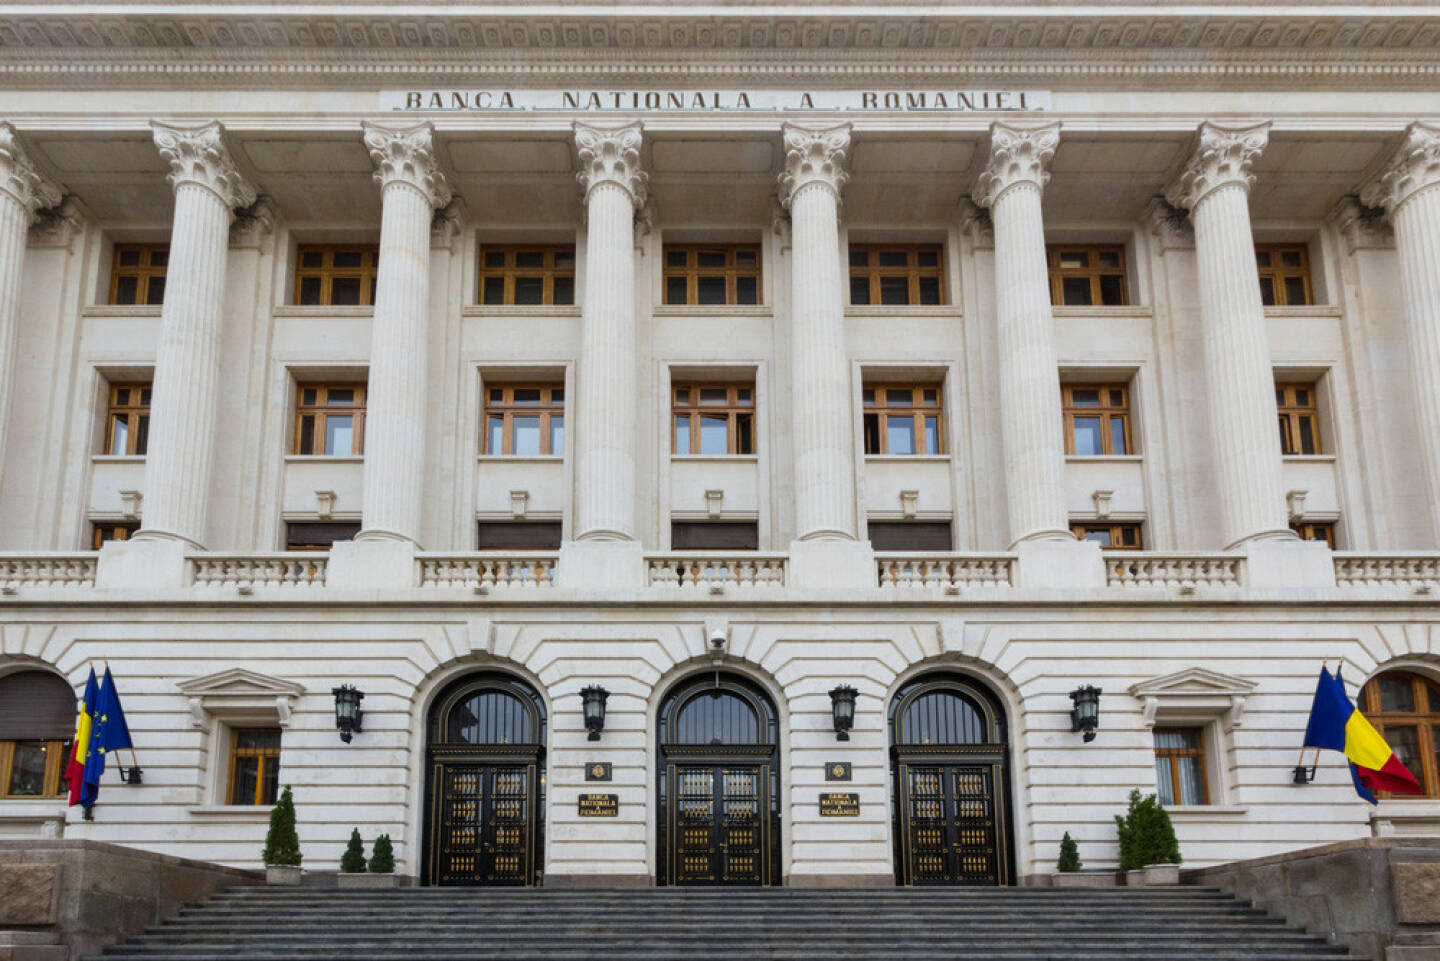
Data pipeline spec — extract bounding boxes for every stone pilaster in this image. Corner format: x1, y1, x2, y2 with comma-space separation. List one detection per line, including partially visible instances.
1165, 121, 1292, 549
1361, 121, 1440, 544
136, 120, 256, 548
972, 121, 1071, 547
355, 121, 451, 547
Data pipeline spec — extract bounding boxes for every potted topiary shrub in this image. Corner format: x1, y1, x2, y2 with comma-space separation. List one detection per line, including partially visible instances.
365, 833, 401, 887
1053, 831, 1115, 888
339, 831, 400, 888
1114, 789, 1182, 885
262, 785, 302, 885
336, 828, 368, 888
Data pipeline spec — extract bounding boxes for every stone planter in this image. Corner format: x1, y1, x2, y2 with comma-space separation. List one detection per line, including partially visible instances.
1125, 869, 1145, 886
337, 872, 400, 889
265, 865, 302, 886
1054, 871, 1118, 888
1142, 863, 1181, 886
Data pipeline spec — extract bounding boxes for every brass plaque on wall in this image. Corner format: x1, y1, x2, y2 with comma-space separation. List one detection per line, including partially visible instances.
819, 792, 860, 817
585, 762, 612, 782
578, 793, 619, 817
824, 762, 852, 781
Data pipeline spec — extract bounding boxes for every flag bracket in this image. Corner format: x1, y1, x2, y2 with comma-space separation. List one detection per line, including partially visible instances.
1291, 764, 1316, 784
117, 766, 143, 785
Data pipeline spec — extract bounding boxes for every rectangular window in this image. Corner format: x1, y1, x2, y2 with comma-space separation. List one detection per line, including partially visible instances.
479, 246, 575, 306
868, 521, 953, 552
1072, 523, 1142, 549
92, 522, 139, 551
1047, 245, 1128, 307
294, 245, 379, 306
285, 521, 361, 552
477, 521, 564, 551
0, 740, 71, 798
1276, 383, 1321, 456
1256, 244, 1313, 307
671, 521, 759, 550
1063, 384, 1132, 456
663, 245, 762, 306
104, 383, 151, 456
228, 728, 281, 806
484, 384, 565, 456
848, 245, 946, 306
1291, 521, 1336, 548
109, 244, 168, 306
863, 385, 943, 456
294, 383, 366, 456
1153, 727, 1209, 806
672, 384, 754, 456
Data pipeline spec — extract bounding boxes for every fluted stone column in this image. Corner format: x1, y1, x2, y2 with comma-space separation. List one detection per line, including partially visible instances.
356, 122, 451, 546
972, 122, 1070, 547
1165, 122, 1293, 549
572, 122, 646, 542
778, 123, 858, 542
137, 121, 257, 548
1362, 121, 1440, 545
0, 124, 61, 478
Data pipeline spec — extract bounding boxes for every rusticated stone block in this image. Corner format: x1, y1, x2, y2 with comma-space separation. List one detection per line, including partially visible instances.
1394, 862, 1440, 924
0, 863, 58, 925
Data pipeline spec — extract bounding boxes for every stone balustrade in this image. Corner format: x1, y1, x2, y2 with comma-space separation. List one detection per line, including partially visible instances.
0, 554, 97, 588
1334, 554, 1440, 589
647, 553, 788, 588
191, 553, 327, 588
876, 554, 1015, 590
419, 554, 558, 588
1105, 553, 1244, 588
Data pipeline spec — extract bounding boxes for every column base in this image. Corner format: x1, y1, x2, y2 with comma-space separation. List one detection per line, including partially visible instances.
96, 538, 190, 590
788, 537, 876, 590
326, 538, 418, 590
556, 538, 646, 590
1242, 536, 1336, 589
1013, 537, 1107, 590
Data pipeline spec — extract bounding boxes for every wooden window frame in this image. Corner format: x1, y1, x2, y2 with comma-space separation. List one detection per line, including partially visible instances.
293, 383, 366, 456
1072, 522, 1143, 550
1361, 671, 1440, 798
1153, 727, 1210, 806
672, 384, 755, 456
662, 244, 762, 306
108, 244, 169, 306
1256, 243, 1313, 307
1291, 520, 1336, 548
484, 384, 565, 456
848, 244, 947, 307
1046, 244, 1130, 307
285, 521, 361, 553
862, 384, 944, 456
227, 728, 282, 806
294, 245, 379, 306
1276, 382, 1322, 456
0, 739, 71, 799
1062, 383, 1132, 456
92, 522, 139, 551
478, 245, 576, 306
103, 382, 151, 457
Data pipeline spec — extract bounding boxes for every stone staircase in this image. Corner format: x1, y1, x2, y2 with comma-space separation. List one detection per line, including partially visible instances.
93, 885, 1357, 960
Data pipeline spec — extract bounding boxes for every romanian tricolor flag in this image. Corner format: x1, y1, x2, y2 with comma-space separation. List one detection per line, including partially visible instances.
1302, 666, 1423, 803
66, 668, 99, 807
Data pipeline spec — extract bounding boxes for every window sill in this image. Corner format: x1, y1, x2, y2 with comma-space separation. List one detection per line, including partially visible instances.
186, 804, 273, 818
1282, 455, 1337, 464
272, 306, 375, 318
91, 454, 145, 463
671, 455, 760, 463
283, 455, 364, 464
844, 306, 960, 318
1052, 305, 1153, 319
652, 305, 773, 318
864, 455, 949, 464
0, 798, 66, 810
81, 305, 163, 318
463, 305, 582, 318
1265, 305, 1342, 319
476, 455, 564, 464
1066, 455, 1144, 464
1162, 805, 1247, 817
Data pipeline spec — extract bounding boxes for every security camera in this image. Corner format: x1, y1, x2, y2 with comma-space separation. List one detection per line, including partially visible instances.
709, 631, 727, 650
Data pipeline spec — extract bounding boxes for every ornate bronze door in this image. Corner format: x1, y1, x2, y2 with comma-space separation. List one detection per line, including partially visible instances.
667, 763, 768, 885
897, 762, 1005, 885
430, 762, 537, 886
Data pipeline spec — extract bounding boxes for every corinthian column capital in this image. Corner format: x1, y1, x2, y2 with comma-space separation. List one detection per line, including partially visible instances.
0, 122, 62, 221
1164, 121, 1269, 211
362, 121, 452, 209
151, 120, 257, 211
574, 121, 647, 208
972, 121, 1060, 209
1359, 121, 1440, 215
777, 123, 851, 210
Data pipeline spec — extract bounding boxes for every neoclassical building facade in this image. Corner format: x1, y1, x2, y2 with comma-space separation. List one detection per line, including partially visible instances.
0, 1, 1438, 887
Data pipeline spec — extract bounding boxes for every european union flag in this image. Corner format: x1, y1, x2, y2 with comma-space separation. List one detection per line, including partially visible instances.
80, 667, 133, 810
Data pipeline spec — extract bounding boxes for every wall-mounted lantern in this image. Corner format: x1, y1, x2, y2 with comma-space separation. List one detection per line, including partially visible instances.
332, 684, 365, 743
1069, 685, 1102, 742
829, 685, 858, 741
581, 685, 609, 741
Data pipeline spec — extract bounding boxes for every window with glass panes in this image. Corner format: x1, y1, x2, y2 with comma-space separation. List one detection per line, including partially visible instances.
0, 740, 70, 799
1291, 521, 1336, 548
1361, 671, 1440, 797
485, 385, 564, 456
673, 385, 754, 456
228, 728, 281, 806
104, 383, 151, 456
862, 385, 943, 455
1153, 728, 1209, 805
479, 246, 575, 306
1047, 245, 1128, 306
285, 521, 360, 552
1276, 383, 1321, 455
848, 245, 945, 306
1062, 384, 1131, 456
663, 245, 761, 306
0, 671, 75, 800
109, 244, 168, 305
92, 522, 138, 550
294, 384, 365, 455
1072, 523, 1142, 549
294, 245, 379, 306
1256, 244, 1313, 307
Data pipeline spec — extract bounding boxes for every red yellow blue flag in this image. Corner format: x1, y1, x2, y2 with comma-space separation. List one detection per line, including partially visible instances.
66, 668, 98, 807
1302, 665, 1422, 803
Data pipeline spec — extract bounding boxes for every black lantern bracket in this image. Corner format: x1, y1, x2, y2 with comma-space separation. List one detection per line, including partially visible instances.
1069, 685, 1102, 743
332, 684, 365, 743
829, 684, 858, 742
581, 685, 609, 742
117, 766, 143, 784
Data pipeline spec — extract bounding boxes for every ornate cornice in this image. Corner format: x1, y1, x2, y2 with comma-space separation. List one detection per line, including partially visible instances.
0, 122, 61, 222
574, 121, 647, 208
972, 121, 1059, 208
777, 122, 850, 209
1358, 121, 1440, 215
362, 120, 452, 208
151, 119, 258, 210
1144, 195, 1194, 250
1164, 120, 1269, 210
1329, 195, 1395, 254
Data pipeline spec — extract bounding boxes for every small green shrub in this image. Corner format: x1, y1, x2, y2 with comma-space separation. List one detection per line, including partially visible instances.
369, 834, 395, 874
1057, 831, 1081, 872
340, 828, 366, 873
261, 786, 302, 867
1114, 789, 1181, 870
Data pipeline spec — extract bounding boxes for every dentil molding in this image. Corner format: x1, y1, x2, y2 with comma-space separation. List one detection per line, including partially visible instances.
971, 121, 1060, 208
362, 120, 452, 209
1359, 121, 1440, 216
573, 121, 647, 208
777, 122, 851, 210
0, 122, 61, 222
1164, 120, 1269, 211
151, 119, 258, 211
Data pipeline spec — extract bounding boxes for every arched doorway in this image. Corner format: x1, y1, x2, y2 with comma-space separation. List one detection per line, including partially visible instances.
423, 672, 546, 886
889, 672, 1013, 886
656, 671, 780, 886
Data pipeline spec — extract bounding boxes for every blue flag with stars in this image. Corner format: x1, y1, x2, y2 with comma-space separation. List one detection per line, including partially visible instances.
80, 667, 133, 809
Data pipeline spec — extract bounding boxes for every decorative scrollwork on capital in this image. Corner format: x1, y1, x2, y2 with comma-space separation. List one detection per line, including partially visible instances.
777, 123, 850, 210
574, 122, 647, 208
362, 121, 452, 209
1358, 121, 1440, 216
151, 120, 257, 211
0, 122, 62, 222
1144, 196, 1194, 250
1164, 121, 1269, 211
972, 121, 1060, 209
